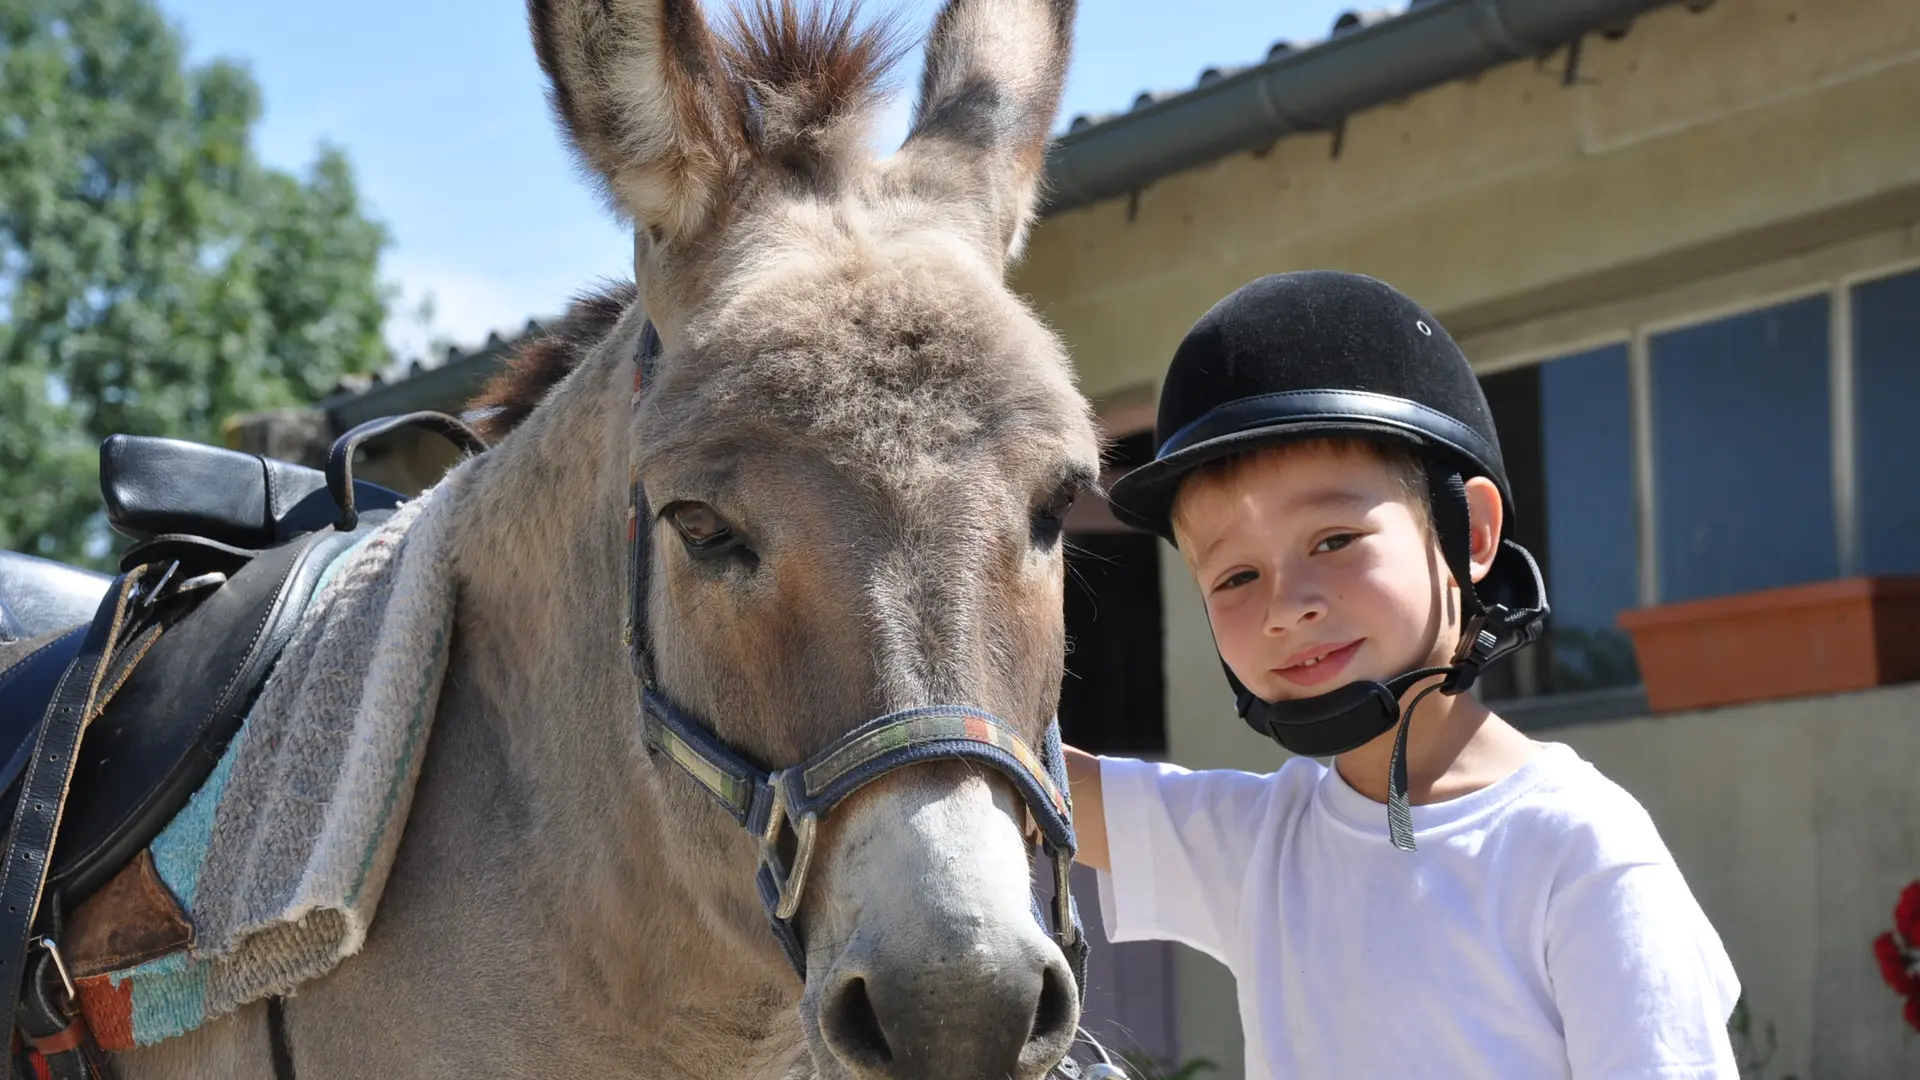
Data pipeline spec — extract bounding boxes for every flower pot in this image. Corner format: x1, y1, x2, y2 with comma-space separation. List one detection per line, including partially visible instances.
1616, 575, 1920, 713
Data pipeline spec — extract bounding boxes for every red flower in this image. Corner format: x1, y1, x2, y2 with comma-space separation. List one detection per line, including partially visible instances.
1873, 881, 1920, 1033
1876, 933, 1916, 995
1877, 933, 1916, 995
1897, 881, 1920, 944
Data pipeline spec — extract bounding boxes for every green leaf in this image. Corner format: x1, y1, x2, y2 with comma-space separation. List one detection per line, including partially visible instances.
1, 0, 393, 567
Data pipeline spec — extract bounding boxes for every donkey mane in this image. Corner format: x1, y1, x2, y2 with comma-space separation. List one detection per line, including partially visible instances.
468, 283, 634, 442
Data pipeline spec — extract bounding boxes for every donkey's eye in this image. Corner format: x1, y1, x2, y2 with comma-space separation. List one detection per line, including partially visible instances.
1030, 484, 1077, 547
667, 502, 732, 549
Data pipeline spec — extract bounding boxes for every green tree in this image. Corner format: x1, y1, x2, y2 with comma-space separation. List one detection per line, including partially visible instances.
1, 0, 393, 565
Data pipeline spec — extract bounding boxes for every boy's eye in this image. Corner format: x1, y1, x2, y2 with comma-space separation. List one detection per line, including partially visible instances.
1313, 533, 1359, 555
1215, 570, 1258, 592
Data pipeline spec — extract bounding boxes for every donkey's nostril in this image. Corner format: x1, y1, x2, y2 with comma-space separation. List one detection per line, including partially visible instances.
818, 944, 1078, 1079
1030, 961, 1075, 1045
824, 976, 894, 1069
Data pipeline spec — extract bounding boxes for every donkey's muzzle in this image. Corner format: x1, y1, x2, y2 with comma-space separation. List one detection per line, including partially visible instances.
820, 926, 1079, 1080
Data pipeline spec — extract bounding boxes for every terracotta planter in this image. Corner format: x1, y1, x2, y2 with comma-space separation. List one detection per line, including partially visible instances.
1616, 576, 1920, 713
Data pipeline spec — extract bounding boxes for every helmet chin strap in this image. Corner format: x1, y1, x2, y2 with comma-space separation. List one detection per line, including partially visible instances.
1226, 464, 1550, 851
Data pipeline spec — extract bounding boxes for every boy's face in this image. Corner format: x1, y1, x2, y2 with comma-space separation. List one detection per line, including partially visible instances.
1173, 443, 1499, 704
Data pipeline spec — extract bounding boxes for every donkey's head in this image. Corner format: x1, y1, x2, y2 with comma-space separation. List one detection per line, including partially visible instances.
529, 0, 1095, 1076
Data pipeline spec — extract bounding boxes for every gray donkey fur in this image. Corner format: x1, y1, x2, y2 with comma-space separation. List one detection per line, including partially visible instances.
114, 0, 1099, 1076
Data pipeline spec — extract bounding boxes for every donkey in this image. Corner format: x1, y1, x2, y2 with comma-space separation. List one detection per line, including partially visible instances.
115, 0, 1099, 1076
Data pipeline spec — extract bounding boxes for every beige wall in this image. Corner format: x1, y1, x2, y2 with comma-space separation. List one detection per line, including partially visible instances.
1569, 682, 1920, 1079
1014, 0, 1920, 407
1013, 0, 1920, 1075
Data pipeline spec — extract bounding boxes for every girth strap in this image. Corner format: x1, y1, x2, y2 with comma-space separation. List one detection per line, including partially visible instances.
16, 947, 111, 1080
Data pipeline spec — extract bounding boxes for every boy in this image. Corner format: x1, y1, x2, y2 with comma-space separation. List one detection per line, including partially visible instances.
1071, 271, 1740, 1078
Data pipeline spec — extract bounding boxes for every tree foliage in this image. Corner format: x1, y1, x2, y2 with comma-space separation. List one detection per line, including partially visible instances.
1, 0, 392, 565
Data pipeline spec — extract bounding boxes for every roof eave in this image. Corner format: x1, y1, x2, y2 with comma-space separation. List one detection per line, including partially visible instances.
1039, 0, 1683, 217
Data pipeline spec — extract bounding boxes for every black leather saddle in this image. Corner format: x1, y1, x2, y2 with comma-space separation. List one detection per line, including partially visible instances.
0, 528, 362, 901
0, 411, 487, 1076
0, 438, 418, 906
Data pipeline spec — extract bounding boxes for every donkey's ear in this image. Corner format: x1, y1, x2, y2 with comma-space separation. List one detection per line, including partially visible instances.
530, 0, 745, 243
889, 0, 1075, 265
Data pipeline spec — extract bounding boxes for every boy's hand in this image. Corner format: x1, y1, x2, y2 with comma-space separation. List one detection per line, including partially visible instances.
1064, 745, 1109, 871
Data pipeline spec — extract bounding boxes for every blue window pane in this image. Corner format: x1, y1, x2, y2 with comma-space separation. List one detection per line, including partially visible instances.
1651, 295, 1835, 602
1853, 268, 1920, 576
1539, 345, 1640, 690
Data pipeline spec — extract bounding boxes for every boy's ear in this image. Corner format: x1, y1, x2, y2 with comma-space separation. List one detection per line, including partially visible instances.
1463, 475, 1504, 584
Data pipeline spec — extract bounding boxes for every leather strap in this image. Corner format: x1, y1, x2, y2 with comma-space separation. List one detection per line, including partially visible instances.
18, 949, 110, 1080
0, 569, 148, 1080
642, 690, 1087, 995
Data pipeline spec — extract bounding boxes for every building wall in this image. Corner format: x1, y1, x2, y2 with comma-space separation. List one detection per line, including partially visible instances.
1011, 0, 1920, 1076
1014, 0, 1920, 409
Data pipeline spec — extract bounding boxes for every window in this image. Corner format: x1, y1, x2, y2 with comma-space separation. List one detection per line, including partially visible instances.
1649, 295, 1835, 602
1480, 346, 1640, 697
1853, 267, 1920, 576
1539, 345, 1641, 690
1481, 264, 1920, 708
1059, 430, 1166, 754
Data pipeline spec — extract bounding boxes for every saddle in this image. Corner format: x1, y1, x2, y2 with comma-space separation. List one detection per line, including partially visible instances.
0, 412, 486, 1080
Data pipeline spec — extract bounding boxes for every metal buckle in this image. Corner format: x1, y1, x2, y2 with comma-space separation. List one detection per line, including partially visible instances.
1052, 854, 1078, 949
32, 937, 74, 1003
175, 571, 228, 596
1449, 612, 1487, 664
759, 771, 819, 922
138, 560, 179, 609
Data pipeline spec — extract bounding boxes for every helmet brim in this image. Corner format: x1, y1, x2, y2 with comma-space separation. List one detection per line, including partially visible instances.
1106, 417, 1429, 540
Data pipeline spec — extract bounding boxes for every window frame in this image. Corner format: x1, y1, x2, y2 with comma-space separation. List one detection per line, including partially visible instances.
1835, 255, 1920, 576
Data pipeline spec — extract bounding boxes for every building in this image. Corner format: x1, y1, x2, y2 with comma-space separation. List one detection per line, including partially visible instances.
284, 0, 1920, 1074
1023, 1, 1920, 1077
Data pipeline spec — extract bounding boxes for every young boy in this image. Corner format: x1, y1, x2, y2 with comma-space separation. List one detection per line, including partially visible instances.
1072, 271, 1741, 1078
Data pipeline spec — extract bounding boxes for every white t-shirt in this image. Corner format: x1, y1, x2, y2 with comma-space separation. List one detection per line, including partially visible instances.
1096, 743, 1741, 1080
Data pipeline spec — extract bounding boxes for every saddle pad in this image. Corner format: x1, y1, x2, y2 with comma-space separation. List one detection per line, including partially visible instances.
42, 527, 364, 906
65, 473, 466, 1050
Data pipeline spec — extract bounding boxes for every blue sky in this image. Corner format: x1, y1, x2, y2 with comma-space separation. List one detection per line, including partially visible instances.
157, 0, 1358, 363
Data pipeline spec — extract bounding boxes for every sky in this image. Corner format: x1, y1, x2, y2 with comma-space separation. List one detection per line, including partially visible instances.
155, 0, 1360, 364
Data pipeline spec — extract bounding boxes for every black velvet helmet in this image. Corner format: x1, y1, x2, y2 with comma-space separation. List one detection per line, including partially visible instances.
1107, 270, 1510, 540
1107, 270, 1549, 852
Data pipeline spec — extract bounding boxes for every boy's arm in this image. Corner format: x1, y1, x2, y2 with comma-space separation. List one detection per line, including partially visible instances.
1548, 860, 1742, 1078
1063, 745, 1108, 870
1057, 745, 1281, 963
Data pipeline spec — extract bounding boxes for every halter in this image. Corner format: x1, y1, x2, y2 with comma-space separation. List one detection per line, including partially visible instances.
622, 323, 1090, 995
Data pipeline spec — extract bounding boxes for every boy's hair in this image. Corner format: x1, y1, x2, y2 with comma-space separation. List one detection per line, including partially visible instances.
1168, 436, 1432, 547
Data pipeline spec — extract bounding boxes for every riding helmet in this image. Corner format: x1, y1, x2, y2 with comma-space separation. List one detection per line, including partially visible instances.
1106, 270, 1549, 851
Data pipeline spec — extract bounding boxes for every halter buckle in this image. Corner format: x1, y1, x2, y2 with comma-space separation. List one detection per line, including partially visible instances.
760, 771, 819, 922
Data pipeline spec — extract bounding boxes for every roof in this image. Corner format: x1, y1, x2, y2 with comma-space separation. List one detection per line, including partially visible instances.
321, 318, 553, 429
1040, 0, 1687, 214
327, 0, 1687, 418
